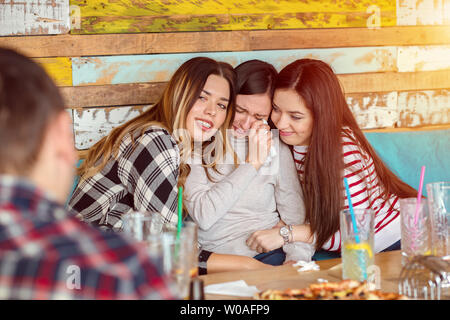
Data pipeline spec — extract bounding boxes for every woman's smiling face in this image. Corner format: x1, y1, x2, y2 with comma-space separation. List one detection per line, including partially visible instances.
186, 74, 230, 142
271, 88, 314, 146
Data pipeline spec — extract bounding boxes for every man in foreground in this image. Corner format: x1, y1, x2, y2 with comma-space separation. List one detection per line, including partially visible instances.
0, 48, 174, 299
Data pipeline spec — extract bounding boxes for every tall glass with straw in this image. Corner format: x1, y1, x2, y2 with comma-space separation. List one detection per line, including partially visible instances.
175, 186, 199, 297
400, 166, 431, 265
341, 178, 374, 282
426, 180, 450, 294
178, 186, 199, 279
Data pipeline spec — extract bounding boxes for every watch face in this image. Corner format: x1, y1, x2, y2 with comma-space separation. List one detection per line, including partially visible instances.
280, 227, 289, 237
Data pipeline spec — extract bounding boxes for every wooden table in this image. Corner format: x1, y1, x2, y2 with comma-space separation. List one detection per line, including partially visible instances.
200, 250, 404, 299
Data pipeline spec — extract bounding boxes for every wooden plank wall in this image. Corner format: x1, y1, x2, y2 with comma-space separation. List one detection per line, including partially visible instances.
0, 0, 70, 35
0, 0, 449, 152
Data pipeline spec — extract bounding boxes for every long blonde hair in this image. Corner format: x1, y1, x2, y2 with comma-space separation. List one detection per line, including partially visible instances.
78, 57, 237, 191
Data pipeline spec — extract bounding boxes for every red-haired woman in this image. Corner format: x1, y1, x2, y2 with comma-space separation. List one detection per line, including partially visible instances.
246, 59, 417, 258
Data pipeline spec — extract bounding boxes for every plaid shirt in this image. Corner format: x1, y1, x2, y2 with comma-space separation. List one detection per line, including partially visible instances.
0, 175, 175, 299
68, 127, 180, 230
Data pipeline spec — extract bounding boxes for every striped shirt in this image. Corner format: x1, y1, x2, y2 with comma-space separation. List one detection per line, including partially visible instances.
293, 128, 401, 253
68, 127, 180, 231
0, 175, 175, 299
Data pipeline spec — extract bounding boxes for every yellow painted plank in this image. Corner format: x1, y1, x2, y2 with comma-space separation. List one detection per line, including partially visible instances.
69, 0, 396, 34
71, 0, 394, 16
35, 57, 72, 86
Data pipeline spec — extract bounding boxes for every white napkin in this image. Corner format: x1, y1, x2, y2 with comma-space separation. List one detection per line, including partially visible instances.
261, 119, 277, 166
293, 260, 320, 272
204, 280, 260, 297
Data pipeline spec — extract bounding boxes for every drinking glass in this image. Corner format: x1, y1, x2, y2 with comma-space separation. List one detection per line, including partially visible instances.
426, 182, 450, 258
147, 221, 198, 299
122, 212, 198, 298
340, 208, 375, 282
121, 211, 164, 241
426, 181, 450, 292
400, 198, 431, 266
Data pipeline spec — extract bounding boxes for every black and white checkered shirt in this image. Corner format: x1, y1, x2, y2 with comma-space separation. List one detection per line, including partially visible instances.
68, 127, 180, 230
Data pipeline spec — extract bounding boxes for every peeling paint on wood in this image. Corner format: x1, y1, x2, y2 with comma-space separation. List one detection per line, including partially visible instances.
397, 0, 450, 26
72, 47, 397, 86
339, 70, 450, 93
73, 105, 152, 149
0, 0, 70, 36
346, 92, 399, 129
35, 57, 72, 86
61, 70, 450, 111
398, 46, 450, 72
397, 90, 450, 127
69, 0, 396, 34
71, 89, 449, 150
66, 108, 75, 145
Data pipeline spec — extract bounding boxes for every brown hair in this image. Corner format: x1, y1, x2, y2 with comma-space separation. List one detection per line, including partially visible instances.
0, 48, 65, 174
235, 59, 277, 96
275, 59, 417, 249
234, 59, 278, 130
78, 57, 236, 191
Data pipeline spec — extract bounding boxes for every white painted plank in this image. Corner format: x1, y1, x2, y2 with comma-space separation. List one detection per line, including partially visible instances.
398, 45, 450, 72
445, 0, 450, 24
73, 105, 151, 150
347, 92, 399, 129
72, 90, 449, 150
66, 108, 75, 146
397, 0, 419, 26
397, 89, 450, 127
0, 0, 70, 36
397, 0, 447, 26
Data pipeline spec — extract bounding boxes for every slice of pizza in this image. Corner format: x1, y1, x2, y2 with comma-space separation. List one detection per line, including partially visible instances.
255, 280, 408, 300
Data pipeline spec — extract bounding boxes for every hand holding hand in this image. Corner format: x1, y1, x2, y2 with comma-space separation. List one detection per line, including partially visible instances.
246, 227, 283, 254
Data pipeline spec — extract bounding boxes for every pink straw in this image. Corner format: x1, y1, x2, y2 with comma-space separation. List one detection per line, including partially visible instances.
414, 166, 426, 225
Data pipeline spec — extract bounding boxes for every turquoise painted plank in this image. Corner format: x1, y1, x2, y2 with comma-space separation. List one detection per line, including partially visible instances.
365, 129, 450, 196
72, 47, 397, 86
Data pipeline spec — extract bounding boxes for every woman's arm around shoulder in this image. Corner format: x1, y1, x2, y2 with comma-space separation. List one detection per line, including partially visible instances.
184, 160, 259, 231
274, 141, 305, 225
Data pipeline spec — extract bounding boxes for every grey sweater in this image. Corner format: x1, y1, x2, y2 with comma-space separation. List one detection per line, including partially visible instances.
184, 136, 314, 262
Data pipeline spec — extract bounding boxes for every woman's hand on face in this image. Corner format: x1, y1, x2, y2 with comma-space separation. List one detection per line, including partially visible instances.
246, 120, 272, 171
246, 228, 283, 254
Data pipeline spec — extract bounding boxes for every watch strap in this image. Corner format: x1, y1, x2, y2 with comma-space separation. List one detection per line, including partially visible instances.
288, 225, 293, 243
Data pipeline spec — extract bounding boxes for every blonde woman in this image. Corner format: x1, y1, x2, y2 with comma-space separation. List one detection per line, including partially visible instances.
68, 57, 237, 230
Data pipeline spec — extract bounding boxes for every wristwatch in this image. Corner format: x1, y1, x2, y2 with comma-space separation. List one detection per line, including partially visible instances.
279, 225, 291, 244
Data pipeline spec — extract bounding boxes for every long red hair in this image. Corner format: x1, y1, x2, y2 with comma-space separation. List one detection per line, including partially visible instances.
275, 59, 417, 250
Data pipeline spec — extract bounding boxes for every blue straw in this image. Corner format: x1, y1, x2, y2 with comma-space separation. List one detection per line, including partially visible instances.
344, 177, 360, 243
